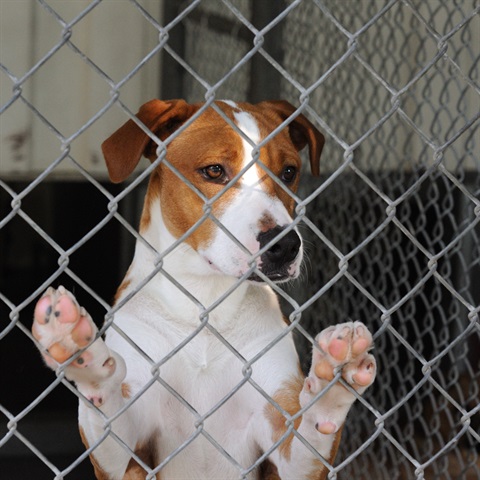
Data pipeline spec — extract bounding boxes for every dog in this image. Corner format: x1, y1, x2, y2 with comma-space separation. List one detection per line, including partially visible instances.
32, 99, 376, 479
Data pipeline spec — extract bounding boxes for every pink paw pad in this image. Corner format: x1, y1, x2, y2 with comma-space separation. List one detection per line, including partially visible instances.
351, 357, 376, 386
316, 421, 338, 435
71, 315, 94, 347
313, 321, 376, 391
32, 286, 96, 366
326, 337, 349, 362
33, 296, 54, 325
71, 351, 94, 368
87, 395, 104, 407
54, 294, 81, 324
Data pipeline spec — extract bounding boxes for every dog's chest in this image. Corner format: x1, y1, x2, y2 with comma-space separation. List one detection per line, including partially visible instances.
110, 290, 290, 478
183, 331, 226, 371
155, 332, 261, 478
161, 327, 253, 409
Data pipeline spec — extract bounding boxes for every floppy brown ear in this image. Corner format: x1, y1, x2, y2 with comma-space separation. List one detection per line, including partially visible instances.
259, 100, 325, 176
101, 99, 198, 183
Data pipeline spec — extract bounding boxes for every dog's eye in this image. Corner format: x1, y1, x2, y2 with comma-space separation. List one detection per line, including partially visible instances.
281, 166, 297, 183
202, 165, 225, 181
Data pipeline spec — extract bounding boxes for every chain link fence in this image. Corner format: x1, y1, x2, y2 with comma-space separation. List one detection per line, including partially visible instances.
1, 0, 479, 479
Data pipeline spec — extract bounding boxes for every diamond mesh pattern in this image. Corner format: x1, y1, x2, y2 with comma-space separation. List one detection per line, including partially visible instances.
1, 1, 479, 479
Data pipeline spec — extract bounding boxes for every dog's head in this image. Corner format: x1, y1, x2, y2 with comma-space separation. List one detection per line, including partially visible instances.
102, 99, 324, 283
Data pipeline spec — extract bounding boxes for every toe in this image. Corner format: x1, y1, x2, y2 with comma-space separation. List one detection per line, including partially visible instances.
352, 337, 370, 356
352, 355, 376, 387
55, 294, 80, 324
71, 315, 94, 347
314, 359, 335, 381
312, 322, 376, 393
352, 322, 373, 355
48, 342, 73, 364
34, 295, 53, 325
316, 421, 338, 435
328, 337, 349, 362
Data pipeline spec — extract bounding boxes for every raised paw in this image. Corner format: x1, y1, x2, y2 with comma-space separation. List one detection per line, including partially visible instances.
313, 321, 376, 391
32, 286, 118, 383
300, 321, 376, 435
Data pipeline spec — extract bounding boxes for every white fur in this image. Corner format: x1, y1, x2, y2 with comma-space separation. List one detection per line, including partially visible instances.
75, 221, 355, 479
199, 109, 302, 279
233, 109, 261, 187
80, 202, 305, 478
35, 103, 375, 479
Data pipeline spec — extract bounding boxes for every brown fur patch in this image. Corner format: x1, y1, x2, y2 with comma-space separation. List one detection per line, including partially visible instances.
259, 458, 281, 479
79, 425, 111, 480
139, 173, 161, 234
124, 437, 161, 479
123, 441, 160, 480
264, 376, 345, 480
258, 212, 277, 232
136, 101, 310, 251
157, 110, 244, 250
79, 425, 161, 479
264, 375, 304, 461
121, 382, 132, 399
235, 101, 306, 214
113, 278, 131, 306
303, 425, 344, 480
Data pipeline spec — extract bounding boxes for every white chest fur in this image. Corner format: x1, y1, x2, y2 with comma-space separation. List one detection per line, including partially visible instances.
104, 285, 297, 479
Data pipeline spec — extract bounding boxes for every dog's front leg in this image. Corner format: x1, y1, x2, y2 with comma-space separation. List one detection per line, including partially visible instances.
261, 322, 376, 480
32, 286, 137, 479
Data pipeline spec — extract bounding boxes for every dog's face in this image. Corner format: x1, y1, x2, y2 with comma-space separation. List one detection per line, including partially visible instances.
102, 100, 324, 282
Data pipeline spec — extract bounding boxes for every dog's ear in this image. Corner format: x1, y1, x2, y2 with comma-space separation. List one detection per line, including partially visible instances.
102, 99, 198, 183
259, 100, 325, 176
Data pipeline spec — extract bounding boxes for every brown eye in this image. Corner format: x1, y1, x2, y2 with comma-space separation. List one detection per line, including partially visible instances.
281, 166, 297, 183
202, 165, 225, 181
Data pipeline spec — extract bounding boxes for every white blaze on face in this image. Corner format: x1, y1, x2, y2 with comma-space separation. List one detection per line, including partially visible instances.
233, 110, 262, 188
199, 104, 301, 278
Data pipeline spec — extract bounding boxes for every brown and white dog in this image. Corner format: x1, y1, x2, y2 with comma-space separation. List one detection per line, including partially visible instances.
32, 99, 376, 479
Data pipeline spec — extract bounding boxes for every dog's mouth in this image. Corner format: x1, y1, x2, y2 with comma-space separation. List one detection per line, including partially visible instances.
247, 258, 301, 283
201, 225, 302, 283
247, 269, 291, 283
205, 256, 298, 283
247, 227, 302, 283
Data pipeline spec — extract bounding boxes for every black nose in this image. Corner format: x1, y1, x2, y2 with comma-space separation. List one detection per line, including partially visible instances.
257, 226, 302, 266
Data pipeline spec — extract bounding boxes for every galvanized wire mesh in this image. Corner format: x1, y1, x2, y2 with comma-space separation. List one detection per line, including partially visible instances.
1, 0, 479, 479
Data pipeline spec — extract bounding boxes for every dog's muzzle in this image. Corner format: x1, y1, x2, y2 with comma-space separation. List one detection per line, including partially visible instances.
250, 226, 302, 282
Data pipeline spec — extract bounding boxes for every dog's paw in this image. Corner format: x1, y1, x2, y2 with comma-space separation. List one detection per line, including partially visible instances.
300, 321, 376, 434
32, 286, 120, 385
313, 321, 376, 392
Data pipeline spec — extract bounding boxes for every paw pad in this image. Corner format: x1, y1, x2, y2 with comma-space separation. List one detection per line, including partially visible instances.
300, 322, 377, 438
315, 421, 337, 435
88, 395, 104, 407
32, 286, 95, 366
313, 321, 376, 392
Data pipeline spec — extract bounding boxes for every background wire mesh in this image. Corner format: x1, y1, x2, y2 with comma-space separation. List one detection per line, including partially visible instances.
1, 0, 479, 479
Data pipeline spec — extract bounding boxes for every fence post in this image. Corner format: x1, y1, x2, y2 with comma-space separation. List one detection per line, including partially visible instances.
161, 0, 186, 99
248, 0, 286, 102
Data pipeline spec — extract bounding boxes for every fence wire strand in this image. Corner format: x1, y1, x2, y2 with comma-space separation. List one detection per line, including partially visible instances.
1, 0, 479, 479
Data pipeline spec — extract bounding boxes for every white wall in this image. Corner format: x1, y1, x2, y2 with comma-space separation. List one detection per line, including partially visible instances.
0, 0, 162, 180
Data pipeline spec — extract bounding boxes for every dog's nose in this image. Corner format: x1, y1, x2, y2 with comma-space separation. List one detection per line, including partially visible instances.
258, 226, 301, 265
